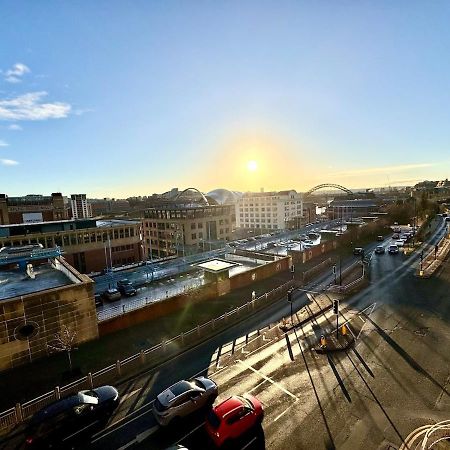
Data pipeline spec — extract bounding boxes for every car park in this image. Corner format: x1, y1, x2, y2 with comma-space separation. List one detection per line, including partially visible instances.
375, 246, 385, 254
205, 394, 263, 447
102, 288, 121, 302
117, 279, 137, 296
94, 293, 103, 307
24, 386, 119, 448
153, 376, 218, 426
388, 244, 399, 254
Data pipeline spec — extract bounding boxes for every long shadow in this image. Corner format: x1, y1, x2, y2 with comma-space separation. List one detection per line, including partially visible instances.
345, 351, 405, 445
327, 354, 351, 403
365, 315, 450, 397
351, 347, 374, 378
293, 328, 336, 450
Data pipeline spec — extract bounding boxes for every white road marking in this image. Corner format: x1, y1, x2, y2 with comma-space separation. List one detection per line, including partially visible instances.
241, 436, 258, 449
119, 388, 141, 404
273, 399, 298, 422
174, 421, 205, 445
91, 400, 155, 443
248, 379, 268, 394
237, 360, 298, 400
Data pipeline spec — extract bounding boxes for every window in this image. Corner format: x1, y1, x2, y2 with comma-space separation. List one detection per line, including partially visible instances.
198, 223, 203, 229
191, 223, 196, 230
191, 233, 196, 240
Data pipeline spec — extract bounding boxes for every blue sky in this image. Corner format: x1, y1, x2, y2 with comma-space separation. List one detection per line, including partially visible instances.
1, 1, 449, 197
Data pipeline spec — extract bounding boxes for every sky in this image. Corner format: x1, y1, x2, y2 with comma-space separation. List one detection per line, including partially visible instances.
0, 0, 449, 198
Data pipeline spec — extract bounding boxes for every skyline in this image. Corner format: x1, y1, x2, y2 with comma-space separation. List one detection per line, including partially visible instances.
1, 1, 450, 197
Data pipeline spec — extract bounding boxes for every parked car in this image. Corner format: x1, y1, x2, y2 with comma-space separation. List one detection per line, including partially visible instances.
153, 376, 218, 426
102, 288, 121, 302
388, 244, 399, 254
377, 235, 384, 241
94, 293, 103, 307
392, 233, 400, 239
24, 386, 119, 448
117, 279, 137, 296
205, 394, 263, 447
375, 246, 385, 254
395, 240, 405, 247
353, 247, 364, 256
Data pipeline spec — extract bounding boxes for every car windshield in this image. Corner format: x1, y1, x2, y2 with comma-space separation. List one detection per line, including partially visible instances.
192, 378, 206, 390
78, 391, 99, 405
170, 381, 192, 396
206, 410, 221, 429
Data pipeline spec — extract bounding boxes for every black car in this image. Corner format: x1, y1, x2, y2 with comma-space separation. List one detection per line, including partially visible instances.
117, 279, 137, 296
24, 386, 119, 449
94, 294, 103, 307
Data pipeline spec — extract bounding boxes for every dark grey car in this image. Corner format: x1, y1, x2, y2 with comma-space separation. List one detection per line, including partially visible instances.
153, 376, 218, 426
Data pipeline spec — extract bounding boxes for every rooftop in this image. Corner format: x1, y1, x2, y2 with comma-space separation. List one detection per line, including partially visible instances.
0, 262, 73, 301
194, 258, 241, 273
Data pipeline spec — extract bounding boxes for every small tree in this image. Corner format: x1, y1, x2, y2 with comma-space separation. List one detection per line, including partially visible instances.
47, 325, 78, 372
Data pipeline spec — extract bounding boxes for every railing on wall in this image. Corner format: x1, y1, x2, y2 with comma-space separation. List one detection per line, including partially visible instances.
0, 279, 295, 432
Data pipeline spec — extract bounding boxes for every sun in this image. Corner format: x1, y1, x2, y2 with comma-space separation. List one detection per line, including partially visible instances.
247, 160, 258, 172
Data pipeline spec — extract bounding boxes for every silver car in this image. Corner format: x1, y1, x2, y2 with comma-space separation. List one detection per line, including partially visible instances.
153, 376, 218, 426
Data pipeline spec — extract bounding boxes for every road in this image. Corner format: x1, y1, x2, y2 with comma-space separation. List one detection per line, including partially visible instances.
3, 219, 448, 450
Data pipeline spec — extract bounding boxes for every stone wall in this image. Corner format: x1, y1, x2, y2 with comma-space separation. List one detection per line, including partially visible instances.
0, 258, 98, 371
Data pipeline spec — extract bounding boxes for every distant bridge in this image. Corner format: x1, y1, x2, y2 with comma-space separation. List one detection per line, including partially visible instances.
174, 188, 210, 205
304, 183, 353, 197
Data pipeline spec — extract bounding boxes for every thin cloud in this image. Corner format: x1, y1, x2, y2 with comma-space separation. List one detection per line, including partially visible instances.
0, 159, 19, 166
0, 91, 71, 121
0, 140, 8, 147
331, 162, 434, 177
8, 124, 22, 130
4, 63, 30, 83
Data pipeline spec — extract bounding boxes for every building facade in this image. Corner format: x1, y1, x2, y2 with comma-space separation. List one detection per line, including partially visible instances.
0, 219, 142, 273
0, 193, 69, 225
327, 199, 379, 220
235, 190, 303, 230
142, 205, 235, 258
0, 256, 98, 372
70, 194, 92, 219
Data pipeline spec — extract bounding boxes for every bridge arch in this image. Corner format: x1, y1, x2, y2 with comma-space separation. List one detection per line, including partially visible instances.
304, 183, 353, 196
174, 188, 210, 205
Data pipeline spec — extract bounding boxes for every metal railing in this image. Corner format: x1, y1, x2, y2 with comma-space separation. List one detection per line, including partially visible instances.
0, 279, 295, 432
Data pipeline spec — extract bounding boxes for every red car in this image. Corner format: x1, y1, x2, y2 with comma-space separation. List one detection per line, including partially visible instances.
205, 394, 263, 447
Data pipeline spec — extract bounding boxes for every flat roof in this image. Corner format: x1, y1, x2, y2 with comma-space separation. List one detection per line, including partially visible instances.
195, 259, 241, 273
0, 263, 73, 301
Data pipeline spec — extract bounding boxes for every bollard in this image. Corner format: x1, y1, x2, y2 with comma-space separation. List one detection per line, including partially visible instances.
225, 311, 228, 323
139, 350, 146, 364
341, 324, 347, 336
181, 332, 184, 345
197, 324, 201, 337
122, 304, 126, 314
116, 360, 122, 376
54, 386, 61, 400
88, 372, 94, 389
15, 403, 23, 424
320, 335, 326, 349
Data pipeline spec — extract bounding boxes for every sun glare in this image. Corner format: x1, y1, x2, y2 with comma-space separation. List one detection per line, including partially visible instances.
247, 160, 258, 172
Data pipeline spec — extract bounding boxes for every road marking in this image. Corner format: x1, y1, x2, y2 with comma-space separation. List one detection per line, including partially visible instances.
91, 400, 155, 443
273, 399, 299, 422
174, 421, 205, 445
248, 379, 268, 394
241, 436, 258, 449
119, 388, 141, 404
237, 360, 298, 400
116, 427, 159, 450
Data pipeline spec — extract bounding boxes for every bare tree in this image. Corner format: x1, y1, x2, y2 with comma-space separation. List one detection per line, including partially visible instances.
47, 325, 78, 372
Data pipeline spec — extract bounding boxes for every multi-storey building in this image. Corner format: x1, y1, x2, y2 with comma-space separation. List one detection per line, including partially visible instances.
235, 190, 303, 230
0, 219, 142, 273
70, 194, 92, 219
142, 205, 235, 258
0, 193, 69, 225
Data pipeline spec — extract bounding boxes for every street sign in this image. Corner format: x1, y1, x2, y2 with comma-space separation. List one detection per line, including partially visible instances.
290, 264, 295, 273
332, 265, 336, 274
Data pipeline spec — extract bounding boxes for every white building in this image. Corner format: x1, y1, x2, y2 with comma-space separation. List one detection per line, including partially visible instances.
235, 190, 303, 230
70, 194, 92, 219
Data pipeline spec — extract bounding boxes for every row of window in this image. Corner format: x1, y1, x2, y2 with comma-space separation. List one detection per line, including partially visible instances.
240, 213, 278, 218
111, 244, 135, 253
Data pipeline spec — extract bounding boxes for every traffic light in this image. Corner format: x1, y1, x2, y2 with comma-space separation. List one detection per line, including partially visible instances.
287, 289, 293, 303
333, 299, 339, 315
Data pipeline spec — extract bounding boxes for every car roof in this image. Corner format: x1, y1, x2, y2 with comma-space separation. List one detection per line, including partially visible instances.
30, 395, 81, 424
213, 396, 245, 418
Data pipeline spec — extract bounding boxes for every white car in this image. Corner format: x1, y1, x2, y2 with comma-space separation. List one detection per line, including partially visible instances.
389, 244, 400, 254
395, 240, 405, 247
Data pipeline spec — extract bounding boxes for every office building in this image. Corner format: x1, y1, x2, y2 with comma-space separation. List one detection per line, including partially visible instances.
142, 205, 235, 258
70, 194, 92, 219
235, 190, 303, 230
0, 193, 69, 225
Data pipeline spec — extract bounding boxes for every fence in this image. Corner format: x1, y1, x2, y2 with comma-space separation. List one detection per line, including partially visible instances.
0, 279, 295, 432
